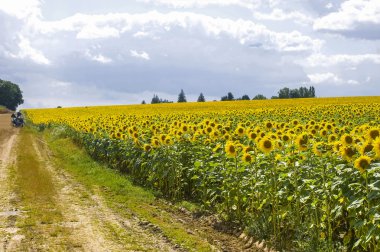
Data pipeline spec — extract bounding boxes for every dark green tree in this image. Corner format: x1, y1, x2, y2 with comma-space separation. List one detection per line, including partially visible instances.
141, 100, 146, 104
252, 94, 267, 100
0, 79, 24, 110
227, 92, 234, 101
151, 94, 160, 104
289, 89, 300, 98
309, 86, 316, 97
278, 87, 290, 98
178, 89, 187, 103
197, 93, 205, 102
241, 94, 250, 100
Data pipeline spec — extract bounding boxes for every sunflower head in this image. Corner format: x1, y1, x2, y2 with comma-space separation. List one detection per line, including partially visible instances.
249, 132, 257, 140
367, 128, 380, 142
165, 136, 173, 145
295, 133, 309, 151
361, 142, 374, 155
242, 153, 253, 163
265, 121, 273, 129
354, 156, 371, 174
340, 134, 354, 145
225, 141, 237, 157
133, 132, 138, 139
236, 127, 245, 136
312, 142, 322, 156
206, 126, 213, 133
320, 129, 328, 137
151, 138, 160, 147
282, 134, 291, 142
259, 137, 274, 154
328, 134, 338, 143
340, 146, 357, 161
244, 146, 254, 153
182, 125, 188, 132
224, 133, 231, 140
144, 144, 152, 152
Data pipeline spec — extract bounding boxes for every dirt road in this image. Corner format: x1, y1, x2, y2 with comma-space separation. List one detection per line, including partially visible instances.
0, 114, 178, 251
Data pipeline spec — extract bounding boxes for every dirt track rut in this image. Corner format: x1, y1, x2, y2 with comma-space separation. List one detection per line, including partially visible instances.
0, 114, 176, 251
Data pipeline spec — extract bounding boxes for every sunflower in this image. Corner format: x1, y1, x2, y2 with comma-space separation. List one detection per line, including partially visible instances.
248, 132, 257, 140
133, 132, 138, 139
282, 134, 291, 142
328, 134, 338, 143
151, 138, 160, 147
206, 126, 213, 134
182, 125, 188, 132
242, 153, 253, 163
340, 146, 356, 161
367, 128, 380, 141
258, 137, 274, 154
354, 156, 371, 174
235, 127, 245, 136
265, 121, 273, 130
165, 136, 173, 145
143, 144, 152, 152
225, 141, 237, 157
313, 142, 326, 156
340, 134, 354, 145
295, 133, 308, 151
319, 129, 328, 137
360, 142, 374, 155
244, 146, 254, 153
333, 141, 342, 153
223, 133, 231, 141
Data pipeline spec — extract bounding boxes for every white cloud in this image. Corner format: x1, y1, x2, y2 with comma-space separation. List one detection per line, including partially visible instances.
76, 25, 120, 39
0, 0, 41, 19
314, 0, 380, 38
254, 8, 314, 25
33, 11, 322, 52
307, 73, 360, 86
9, 35, 50, 65
306, 53, 380, 67
85, 50, 112, 63
130, 50, 150, 60
138, 0, 260, 10
308, 72, 342, 84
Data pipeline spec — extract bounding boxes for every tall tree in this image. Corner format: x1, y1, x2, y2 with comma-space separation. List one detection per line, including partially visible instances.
151, 94, 160, 104
278, 87, 290, 99
178, 89, 187, 103
197, 93, 205, 102
309, 86, 315, 97
0, 79, 24, 110
241, 94, 250, 100
227, 92, 234, 101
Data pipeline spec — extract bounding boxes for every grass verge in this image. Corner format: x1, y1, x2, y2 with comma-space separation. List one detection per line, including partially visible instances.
44, 130, 215, 251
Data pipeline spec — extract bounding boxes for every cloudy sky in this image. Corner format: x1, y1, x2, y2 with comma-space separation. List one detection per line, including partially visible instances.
0, 0, 379, 108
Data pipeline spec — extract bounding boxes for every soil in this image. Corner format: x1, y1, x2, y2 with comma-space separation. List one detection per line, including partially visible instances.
0, 114, 270, 252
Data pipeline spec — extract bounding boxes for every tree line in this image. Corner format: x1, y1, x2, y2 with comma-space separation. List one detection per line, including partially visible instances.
145, 86, 316, 104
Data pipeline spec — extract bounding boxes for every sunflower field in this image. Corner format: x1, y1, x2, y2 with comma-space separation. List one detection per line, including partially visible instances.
25, 97, 380, 251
